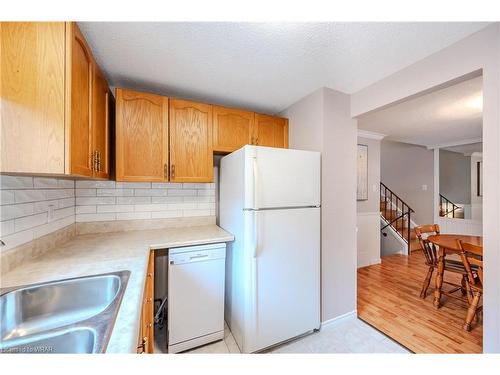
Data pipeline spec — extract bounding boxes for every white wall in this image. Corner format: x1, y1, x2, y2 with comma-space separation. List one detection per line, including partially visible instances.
322, 88, 357, 321
357, 213, 381, 267
357, 137, 381, 214
286, 88, 324, 151
437, 217, 482, 236
439, 149, 471, 205
381, 140, 434, 224
356, 136, 381, 268
380, 221, 406, 257
351, 24, 500, 353
281, 87, 357, 323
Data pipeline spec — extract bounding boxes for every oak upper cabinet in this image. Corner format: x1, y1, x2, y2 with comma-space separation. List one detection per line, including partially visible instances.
169, 99, 213, 182
1, 22, 66, 174
212, 106, 254, 153
92, 66, 110, 179
0, 22, 111, 178
69, 23, 93, 177
254, 114, 289, 148
116, 89, 169, 182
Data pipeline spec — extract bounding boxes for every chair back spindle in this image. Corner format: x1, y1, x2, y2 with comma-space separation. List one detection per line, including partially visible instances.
414, 224, 440, 266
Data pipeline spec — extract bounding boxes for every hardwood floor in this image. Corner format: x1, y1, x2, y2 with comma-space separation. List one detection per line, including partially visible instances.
357, 252, 482, 353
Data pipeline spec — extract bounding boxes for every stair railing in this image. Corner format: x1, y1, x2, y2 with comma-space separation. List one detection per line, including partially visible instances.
439, 193, 461, 218
380, 182, 415, 253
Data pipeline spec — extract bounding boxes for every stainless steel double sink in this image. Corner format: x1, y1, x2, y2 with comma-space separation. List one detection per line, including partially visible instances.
0, 270, 130, 354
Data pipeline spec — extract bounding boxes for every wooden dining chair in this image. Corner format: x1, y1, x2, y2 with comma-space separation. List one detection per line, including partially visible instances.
457, 240, 483, 332
414, 224, 469, 299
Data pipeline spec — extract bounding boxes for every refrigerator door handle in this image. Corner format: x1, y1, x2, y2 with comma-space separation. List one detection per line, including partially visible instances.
253, 211, 258, 258
252, 210, 259, 337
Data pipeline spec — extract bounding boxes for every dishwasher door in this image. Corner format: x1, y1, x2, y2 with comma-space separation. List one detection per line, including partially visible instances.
168, 243, 226, 352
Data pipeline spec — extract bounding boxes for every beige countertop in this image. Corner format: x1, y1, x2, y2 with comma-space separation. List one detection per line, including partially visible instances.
0, 224, 234, 353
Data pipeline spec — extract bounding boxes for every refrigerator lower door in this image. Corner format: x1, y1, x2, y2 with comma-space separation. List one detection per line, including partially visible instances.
247, 207, 320, 352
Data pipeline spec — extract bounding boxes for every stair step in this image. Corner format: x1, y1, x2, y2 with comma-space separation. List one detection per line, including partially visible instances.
381, 211, 404, 222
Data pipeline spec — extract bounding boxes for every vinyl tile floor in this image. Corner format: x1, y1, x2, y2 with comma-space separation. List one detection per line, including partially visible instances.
153, 315, 410, 354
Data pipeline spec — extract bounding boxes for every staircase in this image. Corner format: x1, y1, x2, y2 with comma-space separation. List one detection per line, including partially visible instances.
380, 183, 421, 254
439, 194, 465, 219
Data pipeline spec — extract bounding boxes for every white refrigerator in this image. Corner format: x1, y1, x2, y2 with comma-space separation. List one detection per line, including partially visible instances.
220, 145, 321, 353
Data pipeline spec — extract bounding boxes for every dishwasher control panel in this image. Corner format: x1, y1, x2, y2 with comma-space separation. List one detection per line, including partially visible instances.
169, 243, 226, 265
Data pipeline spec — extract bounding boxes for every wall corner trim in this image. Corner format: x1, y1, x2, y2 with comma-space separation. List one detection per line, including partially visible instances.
357, 129, 386, 140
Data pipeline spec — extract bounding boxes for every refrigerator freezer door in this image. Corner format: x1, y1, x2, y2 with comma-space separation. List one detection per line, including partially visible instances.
248, 207, 320, 352
245, 147, 321, 209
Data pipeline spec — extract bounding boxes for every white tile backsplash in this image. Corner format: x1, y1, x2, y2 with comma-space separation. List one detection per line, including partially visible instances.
1, 172, 217, 252
1, 176, 76, 251
75, 179, 216, 223
1, 190, 15, 205
75, 180, 116, 188
1, 175, 34, 189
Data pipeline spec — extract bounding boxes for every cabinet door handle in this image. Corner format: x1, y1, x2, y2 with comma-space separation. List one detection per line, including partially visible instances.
96, 150, 101, 172
163, 163, 167, 179
171, 164, 175, 179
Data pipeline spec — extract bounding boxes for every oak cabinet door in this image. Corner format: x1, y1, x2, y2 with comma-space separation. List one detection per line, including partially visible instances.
254, 114, 289, 148
92, 66, 110, 179
169, 99, 213, 182
69, 23, 93, 177
212, 106, 254, 152
1, 22, 66, 174
116, 89, 169, 182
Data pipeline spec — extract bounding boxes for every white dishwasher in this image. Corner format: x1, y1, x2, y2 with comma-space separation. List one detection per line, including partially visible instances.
167, 243, 226, 353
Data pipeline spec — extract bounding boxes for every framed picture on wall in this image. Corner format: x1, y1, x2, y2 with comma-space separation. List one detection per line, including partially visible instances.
357, 144, 368, 201
477, 161, 483, 197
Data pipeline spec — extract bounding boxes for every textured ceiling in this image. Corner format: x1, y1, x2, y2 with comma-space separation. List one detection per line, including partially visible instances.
79, 22, 489, 114
358, 76, 483, 147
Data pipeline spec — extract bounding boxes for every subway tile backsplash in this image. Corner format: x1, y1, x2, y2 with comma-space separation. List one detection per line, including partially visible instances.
1, 174, 217, 253
0, 176, 76, 251
74, 181, 215, 222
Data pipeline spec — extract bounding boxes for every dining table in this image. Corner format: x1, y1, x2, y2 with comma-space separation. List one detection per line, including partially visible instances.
427, 233, 483, 308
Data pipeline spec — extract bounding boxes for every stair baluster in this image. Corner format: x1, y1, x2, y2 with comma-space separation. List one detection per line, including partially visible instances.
380, 182, 415, 254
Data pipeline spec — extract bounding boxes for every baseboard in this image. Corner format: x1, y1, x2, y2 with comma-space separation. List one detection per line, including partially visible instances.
321, 310, 357, 328
357, 258, 381, 269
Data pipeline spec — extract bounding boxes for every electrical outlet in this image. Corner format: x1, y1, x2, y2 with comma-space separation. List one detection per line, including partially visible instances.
422, 184, 428, 191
